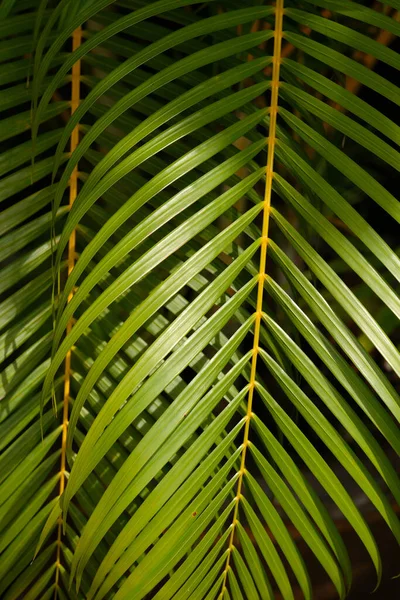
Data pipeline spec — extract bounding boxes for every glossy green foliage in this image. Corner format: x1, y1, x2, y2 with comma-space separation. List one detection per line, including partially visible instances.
0, 1, 399, 599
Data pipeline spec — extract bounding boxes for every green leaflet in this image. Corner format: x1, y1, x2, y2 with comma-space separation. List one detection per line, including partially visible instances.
272, 172, 400, 313
258, 340, 400, 540
51, 26, 272, 215
284, 31, 400, 106
274, 142, 400, 282
249, 434, 348, 597
256, 383, 382, 585
303, 0, 400, 35
245, 472, 312, 600
287, 8, 400, 69
271, 209, 400, 381
264, 272, 400, 454
281, 58, 400, 145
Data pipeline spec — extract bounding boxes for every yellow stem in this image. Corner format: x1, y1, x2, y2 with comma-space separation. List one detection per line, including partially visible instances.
54, 26, 81, 598
218, 1, 284, 596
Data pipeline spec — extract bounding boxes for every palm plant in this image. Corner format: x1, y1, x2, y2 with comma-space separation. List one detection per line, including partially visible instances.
1, 0, 400, 598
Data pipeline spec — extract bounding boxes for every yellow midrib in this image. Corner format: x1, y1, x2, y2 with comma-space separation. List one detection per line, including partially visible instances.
218, 1, 284, 596
54, 26, 81, 599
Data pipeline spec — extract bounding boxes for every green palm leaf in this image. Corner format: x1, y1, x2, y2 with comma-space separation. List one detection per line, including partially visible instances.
1, 1, 399, 599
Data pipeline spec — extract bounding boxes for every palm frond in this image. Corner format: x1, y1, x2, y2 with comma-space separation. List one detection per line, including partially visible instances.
1, 1, 399, 599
